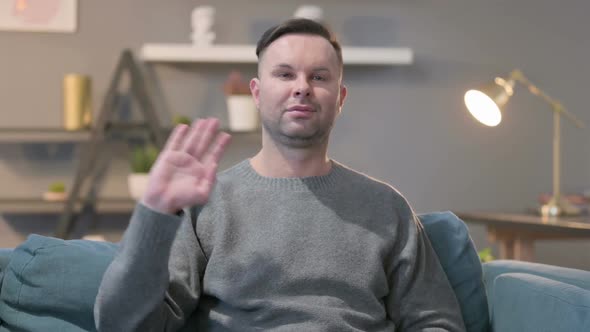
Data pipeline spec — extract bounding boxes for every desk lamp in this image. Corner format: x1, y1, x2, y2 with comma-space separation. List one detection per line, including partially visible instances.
464, 69, 586, 217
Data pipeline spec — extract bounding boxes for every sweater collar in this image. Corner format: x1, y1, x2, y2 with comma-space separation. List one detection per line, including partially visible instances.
229, 159, 347, 191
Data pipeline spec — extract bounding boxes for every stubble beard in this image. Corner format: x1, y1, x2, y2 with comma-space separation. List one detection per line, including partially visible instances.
261, 111, 333, 149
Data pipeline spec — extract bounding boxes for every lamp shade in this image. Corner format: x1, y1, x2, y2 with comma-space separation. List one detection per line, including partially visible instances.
464, 77, 515, 127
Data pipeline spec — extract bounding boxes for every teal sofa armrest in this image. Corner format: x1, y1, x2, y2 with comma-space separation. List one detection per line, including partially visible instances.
490, 272, 590, 332
483, 260, 590, 294
0, 235, 117, 332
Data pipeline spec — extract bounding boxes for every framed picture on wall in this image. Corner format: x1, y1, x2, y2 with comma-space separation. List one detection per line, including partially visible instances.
0, 0, 77, 33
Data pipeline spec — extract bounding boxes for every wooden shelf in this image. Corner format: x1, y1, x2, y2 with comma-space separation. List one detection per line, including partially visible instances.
140, 44, 414, 65
0, 197, 136, 214
0, 128, 92, 143
0, 125, 260, 143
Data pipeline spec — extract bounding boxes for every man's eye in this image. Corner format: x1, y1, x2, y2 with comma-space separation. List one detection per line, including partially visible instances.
312, 75, 326, 81
276, 72, 293, 79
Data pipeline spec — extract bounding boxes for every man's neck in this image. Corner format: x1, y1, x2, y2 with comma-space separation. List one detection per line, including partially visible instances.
250, 142, 332, 178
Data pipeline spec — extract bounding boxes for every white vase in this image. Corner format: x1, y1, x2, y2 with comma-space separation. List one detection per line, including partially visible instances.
127, 173, 149, 201
43, 191, 67, 201
293, 5, 324, 22
226, 95, 259, 132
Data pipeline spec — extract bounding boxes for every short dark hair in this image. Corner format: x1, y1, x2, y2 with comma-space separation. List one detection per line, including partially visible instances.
255, 18, 343, 66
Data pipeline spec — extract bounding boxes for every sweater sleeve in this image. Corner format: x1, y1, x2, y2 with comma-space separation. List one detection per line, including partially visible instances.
94, 203, 207, 332
386, 197, 466, 332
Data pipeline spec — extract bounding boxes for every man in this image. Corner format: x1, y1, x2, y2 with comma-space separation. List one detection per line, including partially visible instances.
94, 18, 465, 331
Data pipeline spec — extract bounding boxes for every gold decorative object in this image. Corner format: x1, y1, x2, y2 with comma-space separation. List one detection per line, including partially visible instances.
63, 73, 92, 130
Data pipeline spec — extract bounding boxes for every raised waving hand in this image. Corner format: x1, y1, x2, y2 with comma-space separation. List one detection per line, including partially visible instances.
141, 118, 232, 214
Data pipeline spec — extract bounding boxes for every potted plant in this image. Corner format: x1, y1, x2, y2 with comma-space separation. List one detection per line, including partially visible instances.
43, 181, 67, 201
223, 70, 258, 132
478, 247, 495, 263
173, 114, 192, 126
127, 144, 159, 200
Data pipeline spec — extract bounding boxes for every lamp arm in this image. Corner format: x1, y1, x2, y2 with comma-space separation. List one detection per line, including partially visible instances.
509, 69, 586, 129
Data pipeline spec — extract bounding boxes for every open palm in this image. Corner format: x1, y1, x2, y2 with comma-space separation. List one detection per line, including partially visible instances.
141, 118, 232, 214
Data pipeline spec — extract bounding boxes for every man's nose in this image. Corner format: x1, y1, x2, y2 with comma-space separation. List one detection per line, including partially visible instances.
293, 78, 311, 97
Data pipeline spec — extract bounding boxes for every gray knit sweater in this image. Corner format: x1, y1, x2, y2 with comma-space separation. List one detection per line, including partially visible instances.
94, 160, 465, 331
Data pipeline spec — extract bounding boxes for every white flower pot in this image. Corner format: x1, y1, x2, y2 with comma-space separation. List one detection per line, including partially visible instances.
226, 95, 259, 132
128, 173, 149, 201
43, 191, 67, 201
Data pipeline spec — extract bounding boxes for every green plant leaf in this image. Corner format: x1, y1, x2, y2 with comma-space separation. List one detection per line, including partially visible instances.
130, 145, 160, 173
48, 181, 66, 193
173, 115, 191, 125
478, 247, 495, 263
144, 145, 160, 172
130, 146, 148, 173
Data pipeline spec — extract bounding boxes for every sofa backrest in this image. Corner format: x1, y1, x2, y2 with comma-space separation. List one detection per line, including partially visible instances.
0, 249, 12, 286
419, 211, 490, 332
0, 235, 117, 332
0, 212, 489, 332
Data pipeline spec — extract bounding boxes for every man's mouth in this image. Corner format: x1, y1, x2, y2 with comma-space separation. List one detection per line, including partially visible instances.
287, 105, 316, 113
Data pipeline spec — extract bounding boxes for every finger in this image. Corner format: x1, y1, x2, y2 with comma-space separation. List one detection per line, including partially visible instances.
181, 119, 208, 154
192, 118, 220, 158
203, 161, 218, 185
202, 132, 232, 166
163, 124, 189, 152
196, 162, 218, 198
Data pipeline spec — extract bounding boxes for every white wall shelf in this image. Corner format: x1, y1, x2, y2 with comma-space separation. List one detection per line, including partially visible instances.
0, 128, 91, 143
0, 125, 259, 143
140, 43, 414, 65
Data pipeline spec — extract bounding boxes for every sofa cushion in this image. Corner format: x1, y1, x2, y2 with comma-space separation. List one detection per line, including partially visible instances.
491, 272, 590, 332
0, 235, 117, 332
419, 211, 490, 332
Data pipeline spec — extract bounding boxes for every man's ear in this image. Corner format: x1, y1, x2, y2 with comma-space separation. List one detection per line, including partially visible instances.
338, 84, 348, 113
250, 78, 261, 109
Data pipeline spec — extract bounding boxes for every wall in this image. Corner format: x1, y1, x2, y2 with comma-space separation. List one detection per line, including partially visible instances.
1, 0, 589, 269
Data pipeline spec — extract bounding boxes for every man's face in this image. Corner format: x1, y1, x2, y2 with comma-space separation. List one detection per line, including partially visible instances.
250, 34, 347, 148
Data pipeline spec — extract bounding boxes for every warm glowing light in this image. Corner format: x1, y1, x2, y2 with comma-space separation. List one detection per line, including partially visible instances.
464, 89, 502, 127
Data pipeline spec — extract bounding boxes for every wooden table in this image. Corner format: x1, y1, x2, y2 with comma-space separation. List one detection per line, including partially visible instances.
456, 212, 590, 261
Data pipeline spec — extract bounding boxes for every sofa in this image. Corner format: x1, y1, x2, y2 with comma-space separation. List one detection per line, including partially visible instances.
0, 211, 588, 332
